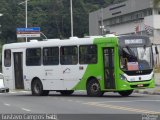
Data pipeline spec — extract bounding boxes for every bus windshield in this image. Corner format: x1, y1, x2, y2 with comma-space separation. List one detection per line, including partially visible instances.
120, 46, 152, 71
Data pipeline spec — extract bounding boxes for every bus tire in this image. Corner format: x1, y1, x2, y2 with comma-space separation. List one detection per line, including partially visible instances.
118, 90, 133, 97
31, 79, 49, 96
87, 78, 104, 97
60, 90, 74, 96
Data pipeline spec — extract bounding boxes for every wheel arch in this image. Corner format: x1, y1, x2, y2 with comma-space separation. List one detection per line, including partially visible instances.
86, 76, 104, 97
86, 76, 99, 87
31, 77, 42, 87
30, 77, 49, 96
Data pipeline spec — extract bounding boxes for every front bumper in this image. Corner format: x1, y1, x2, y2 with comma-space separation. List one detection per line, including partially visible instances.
117, 79, 155, 91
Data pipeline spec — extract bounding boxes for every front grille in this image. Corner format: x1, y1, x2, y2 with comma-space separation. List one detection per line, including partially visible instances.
128, 80, 151, 83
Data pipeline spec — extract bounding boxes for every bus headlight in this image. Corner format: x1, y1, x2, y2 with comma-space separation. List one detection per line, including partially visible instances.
120, 74, 127, 81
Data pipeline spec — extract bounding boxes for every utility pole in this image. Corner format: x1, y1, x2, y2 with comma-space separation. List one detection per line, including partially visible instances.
70, 0, 73, 37
101, 8, 104, 35
0, 14, 3, 35
19, 0, 29, 42
25, 0, 28, 42
99, 8, 104, 35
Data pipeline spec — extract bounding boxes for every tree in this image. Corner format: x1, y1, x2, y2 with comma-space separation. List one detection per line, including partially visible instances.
153, 0, 160, 8
0, 0, 127, 43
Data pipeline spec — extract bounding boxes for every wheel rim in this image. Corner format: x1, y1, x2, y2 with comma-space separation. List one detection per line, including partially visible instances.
91, 83, 99, 93
34, 83, 41, 94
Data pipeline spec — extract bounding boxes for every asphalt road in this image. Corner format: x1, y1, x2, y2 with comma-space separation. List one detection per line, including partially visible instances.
0, 91, 160, 120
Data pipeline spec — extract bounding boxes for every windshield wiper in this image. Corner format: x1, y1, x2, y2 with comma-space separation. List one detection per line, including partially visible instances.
126, 46, 137, 60
126, 46, 138, 61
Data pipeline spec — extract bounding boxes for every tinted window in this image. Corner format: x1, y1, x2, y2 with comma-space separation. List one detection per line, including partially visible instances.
79, 45, 97, 64
60, 46, 78, 65
43, 47, 59, 65
26, 48, 41, 66
4, 49, 11, 67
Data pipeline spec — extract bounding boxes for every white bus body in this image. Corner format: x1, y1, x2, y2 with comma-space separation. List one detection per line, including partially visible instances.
2, 38, 95, 91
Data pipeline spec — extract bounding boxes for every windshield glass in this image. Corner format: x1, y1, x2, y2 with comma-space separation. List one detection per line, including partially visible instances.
120, 46, 152, 71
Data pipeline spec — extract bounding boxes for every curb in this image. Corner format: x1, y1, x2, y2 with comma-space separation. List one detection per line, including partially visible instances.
134, 89, 160, 95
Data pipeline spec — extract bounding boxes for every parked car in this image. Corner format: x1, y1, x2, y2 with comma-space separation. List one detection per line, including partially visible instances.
0, 73, 9, 93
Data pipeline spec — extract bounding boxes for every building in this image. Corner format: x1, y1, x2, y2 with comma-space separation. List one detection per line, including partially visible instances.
89, 0, 160, 44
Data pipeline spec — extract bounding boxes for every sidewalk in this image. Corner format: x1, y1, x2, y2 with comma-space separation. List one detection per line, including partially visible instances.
135, 73, 160, 95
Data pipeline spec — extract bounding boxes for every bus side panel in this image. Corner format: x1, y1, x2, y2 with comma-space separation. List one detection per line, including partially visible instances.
73, 42, 107, 90
42, 65, 64, 90
62, 65, 88, 90
73, 38, 119, 91
23, 66, 44, 90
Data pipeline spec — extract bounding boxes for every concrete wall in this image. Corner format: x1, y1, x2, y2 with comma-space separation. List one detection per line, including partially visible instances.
153, 15, 160, 29
144, 15, 160, 44
144, 15, 160, 29
109, 20, 144, 35
89, 11, 99, 35
89, 0, 153, 36
89, 0, 160, 44
90, 0, 152, 20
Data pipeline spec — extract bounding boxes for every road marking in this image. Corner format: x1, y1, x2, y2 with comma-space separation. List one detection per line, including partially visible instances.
91, 99, 160, 104
9, 92, 17, 94
19, 91, 30, 93
9, 91, 30, 94
68, 99, 73, 102
84, 102, 160, 114
21, 108, 31, 112
4, 103, 10, 106
75, 100, 82, 103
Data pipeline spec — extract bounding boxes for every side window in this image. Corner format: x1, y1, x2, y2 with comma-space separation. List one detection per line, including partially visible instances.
79, 45, 97, 64
26, 48, 41, 66
4, 49, 11, 67
43, 47, 59, 65
60, 46, 78, 65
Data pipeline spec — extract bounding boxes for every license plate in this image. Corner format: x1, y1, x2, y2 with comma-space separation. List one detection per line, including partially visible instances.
137, 84, 144, 87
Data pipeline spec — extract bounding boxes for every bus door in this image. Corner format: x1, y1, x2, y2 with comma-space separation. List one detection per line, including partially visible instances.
103, 48, 115, 89
13, 52, 24, 89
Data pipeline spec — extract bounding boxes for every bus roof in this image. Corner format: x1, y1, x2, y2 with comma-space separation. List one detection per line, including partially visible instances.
3, 35, 117, 49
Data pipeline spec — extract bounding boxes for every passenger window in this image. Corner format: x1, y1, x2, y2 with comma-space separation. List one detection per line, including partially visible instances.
4, 49, 11, 67
79, 45, 97, 64
60, 46, 78, 65
26, 48, 41, 66
43, 47, 59, 65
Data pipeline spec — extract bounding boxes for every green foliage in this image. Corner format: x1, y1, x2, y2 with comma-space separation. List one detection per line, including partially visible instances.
0, 0, 126, 43
153, 0, 160, 8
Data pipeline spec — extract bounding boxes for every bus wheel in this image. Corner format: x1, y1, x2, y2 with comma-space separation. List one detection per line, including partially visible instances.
118, 90, 133, 97
87, 78, 104, 97
60, 90, 74, 96
31, 79, 49, 96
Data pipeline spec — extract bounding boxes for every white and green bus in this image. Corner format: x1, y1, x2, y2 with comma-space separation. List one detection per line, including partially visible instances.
2, 35, 155, 96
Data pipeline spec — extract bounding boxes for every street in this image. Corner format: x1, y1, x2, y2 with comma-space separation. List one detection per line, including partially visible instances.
0, 91, 160, 114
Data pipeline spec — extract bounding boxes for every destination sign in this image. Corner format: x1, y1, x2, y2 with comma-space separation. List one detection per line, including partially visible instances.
125, 39, 143, 45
